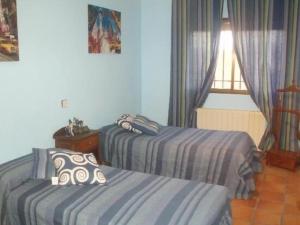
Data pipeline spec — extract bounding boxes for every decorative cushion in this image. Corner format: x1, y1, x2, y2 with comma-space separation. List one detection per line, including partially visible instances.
31, 148, 56, 179
50, 151, 106, 185
31, 148, 72, 180
116, 114, 142, 134
118, 114, 133, 121
132, 115, 160, 135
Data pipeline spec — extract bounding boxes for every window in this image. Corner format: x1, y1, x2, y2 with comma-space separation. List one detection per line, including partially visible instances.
211, 19, 248, 94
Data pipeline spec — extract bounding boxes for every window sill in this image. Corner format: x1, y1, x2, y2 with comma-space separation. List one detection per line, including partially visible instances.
210, 89, 249, 95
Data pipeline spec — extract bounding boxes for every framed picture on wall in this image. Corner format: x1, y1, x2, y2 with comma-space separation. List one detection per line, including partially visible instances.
88, 4, 121, 54
0, 0, 19, 61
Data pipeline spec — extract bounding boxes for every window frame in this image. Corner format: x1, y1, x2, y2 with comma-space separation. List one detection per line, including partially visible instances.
210, 18, 248, 95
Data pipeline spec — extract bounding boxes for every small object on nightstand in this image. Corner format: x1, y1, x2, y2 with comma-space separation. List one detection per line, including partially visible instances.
65, 117, 90, 137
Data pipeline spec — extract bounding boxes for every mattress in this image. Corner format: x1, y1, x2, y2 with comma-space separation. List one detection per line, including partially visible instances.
100, 125, 261, 199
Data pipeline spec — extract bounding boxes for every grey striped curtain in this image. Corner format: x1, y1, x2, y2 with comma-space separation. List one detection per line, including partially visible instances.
168, 0, 224, 127
228, 0, 300, 151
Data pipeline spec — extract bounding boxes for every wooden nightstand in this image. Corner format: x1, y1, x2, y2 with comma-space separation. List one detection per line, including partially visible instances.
266, 149, 300, 171
53, 130, 102, 162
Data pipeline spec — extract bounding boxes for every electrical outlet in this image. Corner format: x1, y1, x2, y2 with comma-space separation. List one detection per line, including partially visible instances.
61, 99, 69, 108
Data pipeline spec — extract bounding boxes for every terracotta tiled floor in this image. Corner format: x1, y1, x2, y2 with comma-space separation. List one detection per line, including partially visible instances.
231, 160, 300, 225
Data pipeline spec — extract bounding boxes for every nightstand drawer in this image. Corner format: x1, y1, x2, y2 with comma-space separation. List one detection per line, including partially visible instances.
55, 140, 76, 150
78, 135, 98, 151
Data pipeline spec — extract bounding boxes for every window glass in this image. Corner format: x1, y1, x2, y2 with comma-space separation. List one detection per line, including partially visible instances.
211, 20, 247, 94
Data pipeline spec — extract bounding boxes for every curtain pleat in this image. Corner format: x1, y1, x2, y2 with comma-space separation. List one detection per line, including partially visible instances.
168, 0, 224, 128
228, 0, 300, 151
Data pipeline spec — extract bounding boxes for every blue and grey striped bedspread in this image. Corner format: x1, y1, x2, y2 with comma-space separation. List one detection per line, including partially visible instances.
0, 154, 232, 225
100, 125, 261, 199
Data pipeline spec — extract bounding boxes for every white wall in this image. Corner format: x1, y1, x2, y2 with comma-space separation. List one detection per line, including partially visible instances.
141, 0, 258, 125
0, 0, 141, 163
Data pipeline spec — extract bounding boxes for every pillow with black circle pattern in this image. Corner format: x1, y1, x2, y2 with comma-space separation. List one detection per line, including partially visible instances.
115, 114, 142, 134
31, 148, 73, 180
49, 151, 106, 185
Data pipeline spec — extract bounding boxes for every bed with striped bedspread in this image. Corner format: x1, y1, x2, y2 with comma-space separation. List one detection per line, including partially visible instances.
0, 155, 232, 225
100, 125, 261, 199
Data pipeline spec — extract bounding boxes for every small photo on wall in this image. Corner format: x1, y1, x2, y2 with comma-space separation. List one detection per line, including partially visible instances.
0, 0, 19, 61
88, 4, 121, 54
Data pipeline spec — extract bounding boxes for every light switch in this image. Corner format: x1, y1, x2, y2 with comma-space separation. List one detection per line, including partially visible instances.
61, 99, 69, 108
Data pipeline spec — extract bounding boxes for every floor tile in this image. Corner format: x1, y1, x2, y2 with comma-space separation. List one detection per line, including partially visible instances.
283, 215, 300, 225
286, 184, 300, 194
264, 166, 289, 177
285, 193, 300, 207
232, 205, 254, 220
254, 210, 282, 225
284, 204, 300, 215
256, 181, 286, 193
257, 200, 284, 213
259, 191, 285, 203
255, 173, 265, 182
231, 199, 257, 208
264, 174, 287, 184
286, 176, 300, 185
233, 218, 251, 225
231, 160, 300, 225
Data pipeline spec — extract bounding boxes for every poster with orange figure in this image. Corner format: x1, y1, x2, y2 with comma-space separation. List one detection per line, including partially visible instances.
88, 5, 121, 54
0, 0, 19, 61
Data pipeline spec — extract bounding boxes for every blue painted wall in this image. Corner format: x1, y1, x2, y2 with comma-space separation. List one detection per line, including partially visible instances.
1, 0, 259, 164
0, 0, 141, 163
140, 0, 258, 125
141, 0, 172, 125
